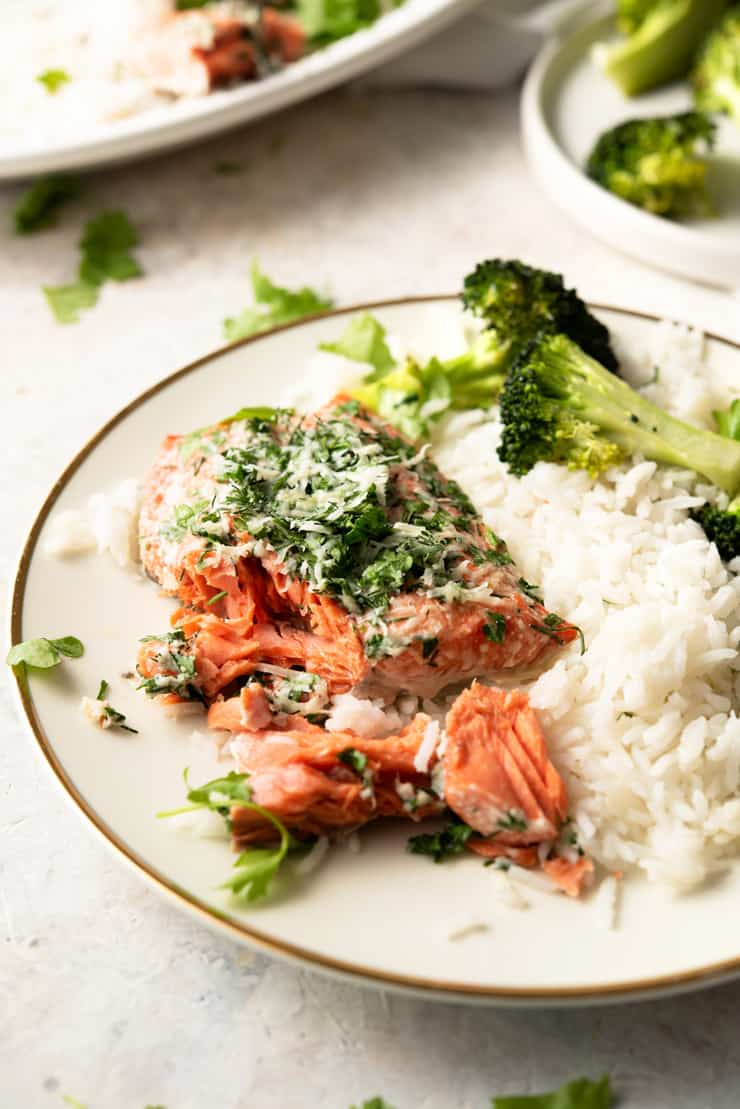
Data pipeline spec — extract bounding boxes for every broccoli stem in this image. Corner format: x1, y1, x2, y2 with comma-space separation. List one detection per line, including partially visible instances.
598, 0, 730, 97
541, 338, 740, 495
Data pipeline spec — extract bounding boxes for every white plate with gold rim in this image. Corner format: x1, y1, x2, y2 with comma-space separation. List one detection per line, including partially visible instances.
10, 297, 740, 1005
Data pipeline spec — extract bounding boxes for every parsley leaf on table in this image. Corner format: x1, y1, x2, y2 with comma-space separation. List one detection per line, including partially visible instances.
223, 260, 334, 343
7, 635, 84, 672
492, 1076, 613, 1109
78, 210, 143, 285
37, 68, 70, 93
13, 174, 81, 233
43, 281, 99, 324
350, 1099, 397, 1109
44, 209, 143, 324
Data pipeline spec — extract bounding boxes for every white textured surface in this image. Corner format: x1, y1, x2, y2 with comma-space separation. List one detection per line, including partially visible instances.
2, 85, 740, 1109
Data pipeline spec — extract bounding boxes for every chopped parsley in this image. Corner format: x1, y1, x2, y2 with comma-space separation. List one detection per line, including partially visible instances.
223, 260, 334, 343
158, 770, 304, 902
43, 281, 99, 324
349, 1100, 397, 1109
518, 578, 543, 604
14, 174, 80, 233
207, 590, 228, 606
497, 810, 528, 833
7, 635, 83, 672
532, 613, 585, 655
94, 679, 138, 733
407, 819, 475, 862
483, 612, 507, 643
137, 630, 201, 701
338, 747, 368, 774
220, 408, 504, 655
37, 68, 70, 93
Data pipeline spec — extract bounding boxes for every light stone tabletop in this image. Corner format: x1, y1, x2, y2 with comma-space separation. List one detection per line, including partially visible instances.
2, 84, 740, 1109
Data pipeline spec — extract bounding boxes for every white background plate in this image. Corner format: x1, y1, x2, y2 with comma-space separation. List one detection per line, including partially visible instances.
522, 8, 740, 291
10, 298, 740, 1005
0, 0, 482, 181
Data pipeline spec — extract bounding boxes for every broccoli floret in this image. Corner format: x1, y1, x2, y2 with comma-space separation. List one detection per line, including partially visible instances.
586, 111, 716, 219
498, 333, 740, 497
692, 500, 740, 561
595, 0, 730, 97
462, 258, 618, 373
693, 7, 740, 127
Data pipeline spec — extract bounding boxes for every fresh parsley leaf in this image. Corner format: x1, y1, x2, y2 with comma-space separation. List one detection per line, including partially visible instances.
221, 406, 280, 425
97, 678, 109, 700
95, 678, 138, 733
408, 819, 474, 862
350, 1099, 397, 1109
492, 1075, 612, 1109
320, 313, 394, 377
78, 210, 143, 286
159, 769, 302, 902
338, 747, 368, 774
43, 281, 99, 324
483, 612, 506, 643
6, 635, 84, 671
297, 0, 385, 44
223, 260, 334, 343
714, 398, 740, 442
50, 636, 84, 658
37, 68, 70, 93
14, 174, 80, 233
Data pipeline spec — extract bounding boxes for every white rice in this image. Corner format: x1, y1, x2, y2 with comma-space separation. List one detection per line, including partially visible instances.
45, 478, 141, 568
300, 317, 740, 891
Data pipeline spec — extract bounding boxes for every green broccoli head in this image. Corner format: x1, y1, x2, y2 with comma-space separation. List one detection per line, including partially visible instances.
692, 7, 740, 126
498, 337, 625, 478
691, 500, 740, 561
586, 111, 716, 219
461, 259, 618, 373
498, 333, 740, 495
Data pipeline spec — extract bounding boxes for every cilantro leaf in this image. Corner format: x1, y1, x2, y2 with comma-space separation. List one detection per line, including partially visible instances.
6, 635, 84, 671
492, 1076, 612, 1109
78, 210, 143, 286
407, 819, 474, 862
714, 399, 740, 442
223, 260, 333, 343
37, 68, 70, 93
320, 313, 394, 377
14, 174, 80, 233
43, 281, 99, 324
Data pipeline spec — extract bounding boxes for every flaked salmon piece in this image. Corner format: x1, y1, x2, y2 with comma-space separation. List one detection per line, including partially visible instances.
221, 685, 588, 894
443, 683, 568, 843
138, 398, 579, 707
128, 6, 305, 98
229, 714, 444, 846
543, 856, 594, 898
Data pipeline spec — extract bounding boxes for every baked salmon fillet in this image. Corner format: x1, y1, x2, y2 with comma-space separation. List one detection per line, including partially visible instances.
138, 396, 580, 706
